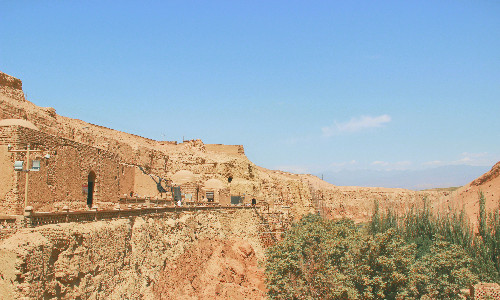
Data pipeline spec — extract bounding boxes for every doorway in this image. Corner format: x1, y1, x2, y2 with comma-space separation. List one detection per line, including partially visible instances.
87, 171, 96, 208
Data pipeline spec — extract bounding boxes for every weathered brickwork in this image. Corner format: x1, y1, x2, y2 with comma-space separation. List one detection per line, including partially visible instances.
205, 144, 245, 155
0, 70, 360, 220
0, 72, 25, 102
0, 125, 136, 214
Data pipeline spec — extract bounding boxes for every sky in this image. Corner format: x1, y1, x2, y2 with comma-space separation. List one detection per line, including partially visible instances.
1, 1, 499, 189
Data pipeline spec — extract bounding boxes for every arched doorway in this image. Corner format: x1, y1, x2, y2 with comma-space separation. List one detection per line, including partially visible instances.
87, 171, 96, 208
252, 198, 256, 205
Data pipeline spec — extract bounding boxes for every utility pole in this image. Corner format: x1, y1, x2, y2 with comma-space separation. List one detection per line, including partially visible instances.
8, 144, 43, 210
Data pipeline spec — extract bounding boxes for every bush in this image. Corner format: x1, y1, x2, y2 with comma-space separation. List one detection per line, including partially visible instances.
265, 215, 360, 299
265, 214, 477, 299
371, 194, 500, 283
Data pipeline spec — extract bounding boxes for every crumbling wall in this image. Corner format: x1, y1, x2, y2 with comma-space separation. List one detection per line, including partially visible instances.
0, 126, 135, 213
0, 72, 25, 102
0, 209, 263, 299
205, 144, 245, 155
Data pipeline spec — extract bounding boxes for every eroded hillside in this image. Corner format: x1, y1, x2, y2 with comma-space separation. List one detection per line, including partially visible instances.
0, 71, 462, 222
0, 210, 264, 299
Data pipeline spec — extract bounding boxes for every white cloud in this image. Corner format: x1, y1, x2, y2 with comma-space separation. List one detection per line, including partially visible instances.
371, 161, 389, 166
322, 114, 391, 137
423, 152, 496, 167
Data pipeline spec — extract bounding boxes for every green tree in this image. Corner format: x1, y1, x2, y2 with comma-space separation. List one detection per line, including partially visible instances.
408, 240, 478, 299
345, 229, 416, 299
265, 215, 360, 299
267, 213, 481, 299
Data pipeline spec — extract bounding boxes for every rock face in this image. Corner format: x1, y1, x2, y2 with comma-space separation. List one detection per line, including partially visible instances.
154, 238, 266, 299
0, 210, 264, 299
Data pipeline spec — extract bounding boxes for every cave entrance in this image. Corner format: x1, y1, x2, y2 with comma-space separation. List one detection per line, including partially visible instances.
87, 171, 96, 208
252, 198, 256, 205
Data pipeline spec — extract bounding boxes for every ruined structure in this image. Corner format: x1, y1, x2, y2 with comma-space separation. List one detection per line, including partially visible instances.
0, 71, 315, 217
2, 70, 500, 299
2, 70, 475, 223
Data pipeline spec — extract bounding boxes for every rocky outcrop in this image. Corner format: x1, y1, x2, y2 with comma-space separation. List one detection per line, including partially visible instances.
154, 238, 266, 299
0, 209, 264, 299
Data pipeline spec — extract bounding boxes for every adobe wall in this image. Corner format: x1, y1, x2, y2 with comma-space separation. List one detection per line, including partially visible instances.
205, 144, 245, 155
0, 126, 136, 214
0, 72, 25, 102
133, 167, 161, 198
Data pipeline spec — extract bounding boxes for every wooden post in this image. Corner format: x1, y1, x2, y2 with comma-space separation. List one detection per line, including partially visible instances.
24, 145, 30, 210
8, 144, 43, 212
24, 206, 33, 228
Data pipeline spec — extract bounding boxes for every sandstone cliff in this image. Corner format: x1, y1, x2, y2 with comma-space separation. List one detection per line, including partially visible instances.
0, 210, 264, 299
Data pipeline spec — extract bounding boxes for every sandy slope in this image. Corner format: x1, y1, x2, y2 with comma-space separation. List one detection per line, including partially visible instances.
439, 162, 500, 225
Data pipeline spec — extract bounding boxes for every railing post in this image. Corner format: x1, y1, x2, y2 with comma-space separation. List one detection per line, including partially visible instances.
115, 204, 121, 219
62, 205, 69, 223
24, 206, 33, 228
92, 205, 98, 221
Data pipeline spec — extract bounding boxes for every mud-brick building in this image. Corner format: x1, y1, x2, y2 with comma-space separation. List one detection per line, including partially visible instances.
0, 120, 136, 214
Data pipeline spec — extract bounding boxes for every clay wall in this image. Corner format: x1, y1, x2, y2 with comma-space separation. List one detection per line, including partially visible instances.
0, 126, 135, 214
198, 187, 231, 205
178, 182, 200, 202
133, 167, 161, 198
119, 164, 136, 198
205, 144, 245, 155
0, 101, 28, 121
0, 72, 25, 102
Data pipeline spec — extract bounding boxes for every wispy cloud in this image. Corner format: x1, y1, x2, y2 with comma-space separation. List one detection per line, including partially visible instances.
370, 160, 412, 170
423, 152, 495, 167
322, 114, 391, 137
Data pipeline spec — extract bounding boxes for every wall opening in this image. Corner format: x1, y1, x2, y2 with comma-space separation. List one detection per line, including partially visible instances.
231, 196, 242, 205
87, 171, 96, 208
252, 198, 256, 205
206, 191, 214, 202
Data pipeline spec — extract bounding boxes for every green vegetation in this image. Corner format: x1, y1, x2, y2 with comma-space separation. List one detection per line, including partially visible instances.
265, 193, 500, 299
371, 193, 500, 282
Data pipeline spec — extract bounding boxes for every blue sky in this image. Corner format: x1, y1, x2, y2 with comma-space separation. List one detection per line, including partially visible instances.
1, 1, 499, 187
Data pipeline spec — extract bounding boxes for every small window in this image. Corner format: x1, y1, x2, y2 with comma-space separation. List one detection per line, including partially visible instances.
14, 161, 24, 171
31, 160, 40, 171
